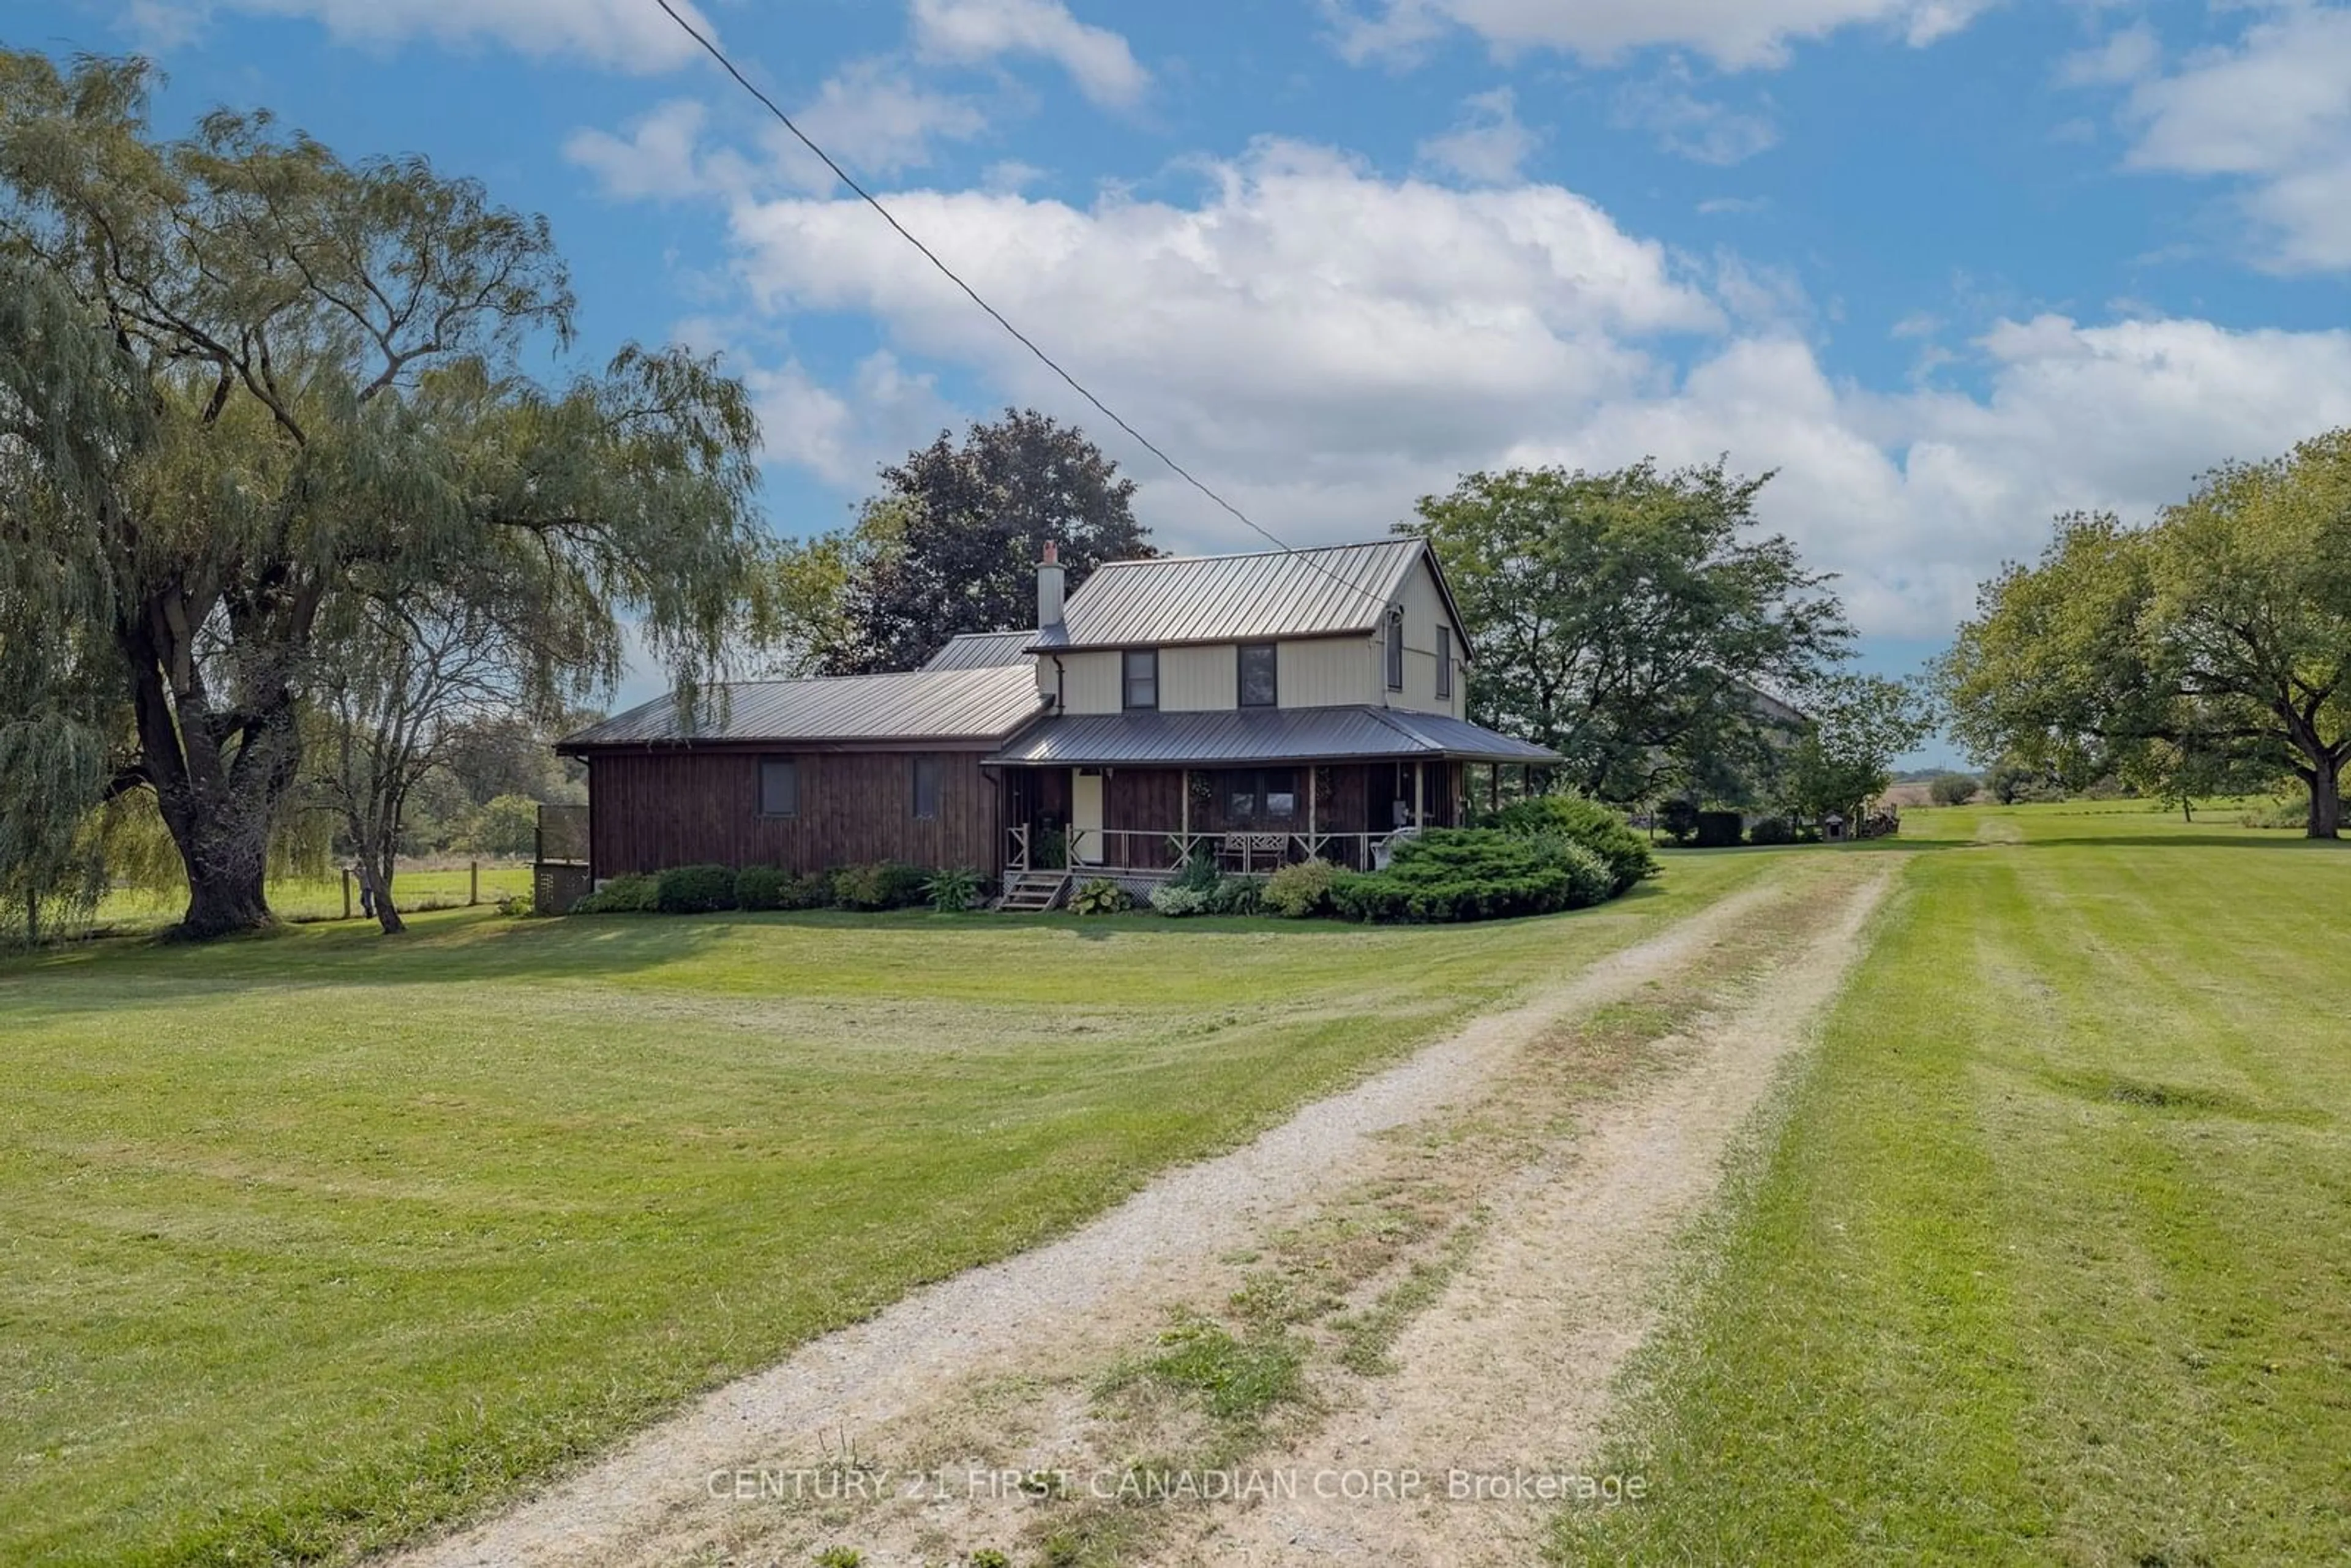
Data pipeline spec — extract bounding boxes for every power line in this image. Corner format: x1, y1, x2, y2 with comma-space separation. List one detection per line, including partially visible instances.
645, 0, 1442, 643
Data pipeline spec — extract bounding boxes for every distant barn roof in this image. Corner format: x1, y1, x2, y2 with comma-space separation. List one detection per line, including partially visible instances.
561, 666, 1044, 750
1030, 540, 1464, 653
922, 629, 1038, 671
985, 706, 1559, 768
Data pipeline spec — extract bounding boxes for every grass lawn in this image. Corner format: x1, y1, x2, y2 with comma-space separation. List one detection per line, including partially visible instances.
91, 863, 533, 932
0, 854, 1763, 1567
1557, 801, 2351, 1565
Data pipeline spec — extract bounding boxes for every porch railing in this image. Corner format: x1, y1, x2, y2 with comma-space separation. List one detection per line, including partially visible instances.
1007, 826, 1407, 876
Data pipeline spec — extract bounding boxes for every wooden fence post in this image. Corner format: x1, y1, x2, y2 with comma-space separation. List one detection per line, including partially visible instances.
470, 861, 479, 906
342, 868, 353, 921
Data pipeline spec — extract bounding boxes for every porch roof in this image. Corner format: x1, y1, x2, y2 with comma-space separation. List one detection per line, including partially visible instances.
986, 705, 1560, 768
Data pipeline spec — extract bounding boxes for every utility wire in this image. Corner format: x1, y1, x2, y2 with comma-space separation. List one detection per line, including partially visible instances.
647, 0, 1449, 646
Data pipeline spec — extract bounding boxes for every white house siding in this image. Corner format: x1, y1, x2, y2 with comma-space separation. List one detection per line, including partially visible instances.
1050, 639, 1382, 713
1161, 645, 1237, 711
1278, 637, 1374, 708
1052, 650, 1125, 714
1382, 557, 1468, 719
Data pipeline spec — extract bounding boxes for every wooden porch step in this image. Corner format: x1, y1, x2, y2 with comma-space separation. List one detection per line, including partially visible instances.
997, 871, 1071, 913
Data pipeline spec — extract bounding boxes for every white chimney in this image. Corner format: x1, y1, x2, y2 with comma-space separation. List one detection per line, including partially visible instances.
1037, 539, 1065, 628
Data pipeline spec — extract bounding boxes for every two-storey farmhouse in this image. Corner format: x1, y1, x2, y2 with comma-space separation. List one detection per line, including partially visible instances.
561, 539, 1561, 898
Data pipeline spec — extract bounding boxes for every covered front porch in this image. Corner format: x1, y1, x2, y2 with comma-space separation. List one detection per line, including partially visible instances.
983, 703, 1562, 881
998, 759, 1468, 876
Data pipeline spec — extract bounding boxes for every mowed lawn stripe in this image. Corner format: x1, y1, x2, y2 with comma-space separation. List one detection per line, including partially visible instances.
1556, 806, 2351, 1566
2, 855, 1760, 1568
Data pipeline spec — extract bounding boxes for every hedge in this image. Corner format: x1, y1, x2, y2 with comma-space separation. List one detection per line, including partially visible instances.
1693, 810, 1744, 849
574, 861, 937, 915
1327, 829, 1617, 925
1485, 794, 1658, 894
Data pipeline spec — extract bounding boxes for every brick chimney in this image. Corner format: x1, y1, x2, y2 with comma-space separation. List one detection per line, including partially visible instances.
1037, 539, 1065, 628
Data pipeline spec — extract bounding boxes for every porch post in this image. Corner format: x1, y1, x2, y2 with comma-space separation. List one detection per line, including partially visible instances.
1307, 764, 1318, 858
1414, 760, 1425, 825
1180, 768, 1190, 848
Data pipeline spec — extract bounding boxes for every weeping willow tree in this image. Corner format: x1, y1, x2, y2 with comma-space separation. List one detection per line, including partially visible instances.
0, 51, 770, 937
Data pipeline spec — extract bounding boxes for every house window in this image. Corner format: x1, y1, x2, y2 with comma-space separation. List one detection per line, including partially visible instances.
1123, 648, 1158, 710
1238, 643, 1278, 708
911, 756, 941, 820
1436, 626, 1453, 700
1385, 605, 1405, 691
1224, 768, 1299, 825
759, 757, 799, 817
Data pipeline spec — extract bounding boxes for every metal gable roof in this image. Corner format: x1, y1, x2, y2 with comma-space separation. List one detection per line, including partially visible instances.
922, 629, 1038, 671
560, 666, 1046, 749
984, 705, 1561, 768
1030, 539, 1434, 651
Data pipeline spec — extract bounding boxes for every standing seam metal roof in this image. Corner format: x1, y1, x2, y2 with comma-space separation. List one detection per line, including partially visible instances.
1029, 540, 1429, 650
560, 666, 1046, 748
983, 705, 1561, 767
921, 629, 1039, 671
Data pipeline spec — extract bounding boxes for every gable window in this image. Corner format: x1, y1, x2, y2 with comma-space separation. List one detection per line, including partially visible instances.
911, 756, 942, 820
759, 757, 799, 818
1123, 648, 1158, 710
1224, 768, 1298, 825
1385, 605, 1405, 691
1436, 626, 1453, 700
1238, 643, 1278, 708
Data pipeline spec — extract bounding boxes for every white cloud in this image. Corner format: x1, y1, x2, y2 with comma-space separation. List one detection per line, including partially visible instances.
910, 0, 1150, 108
1613, 63, 1780, 165
567, 65, 986, 205
595, 135, 2351, 636
984, 160, 1050, 192
148, 0, 718, 72
1567, 315, 2351, 628
2057, 23, 2159, 88
790, 59, 989, 181
726, 140, 1720, 473
744, 351, 952, 489
565, 101, 737, 202
2114, 4, 2351, 271
1324, 0, 1992, 72
1415, 89, 1539, 184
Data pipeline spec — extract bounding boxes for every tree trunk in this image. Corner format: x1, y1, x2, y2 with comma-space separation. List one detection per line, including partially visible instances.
124, 618, 303, 939
172, 806, 276, 939
2308, 752, 2342, 840
370, 851, 406, 936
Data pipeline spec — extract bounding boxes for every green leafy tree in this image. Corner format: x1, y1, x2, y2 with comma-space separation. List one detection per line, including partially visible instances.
0, 51, 770, 935
1928, 773, 1979, 807
821, 410, 1152, 673
460, 793, 544, 859
1779, 675, 1934, 826
1403, 459, 1850, 802
1943, 433, 2351, 838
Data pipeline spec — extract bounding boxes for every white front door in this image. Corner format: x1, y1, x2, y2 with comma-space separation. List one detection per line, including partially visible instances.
1071, 769, 1104, 865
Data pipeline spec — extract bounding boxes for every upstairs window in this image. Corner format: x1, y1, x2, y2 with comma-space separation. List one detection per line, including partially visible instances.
1436, 626, 1453, 700
1238, 643, 1278, 708
759, 757, 799, 817
1385, 605, 1405, 691
911, 756, 941, 820
1123, 648, 1159, 710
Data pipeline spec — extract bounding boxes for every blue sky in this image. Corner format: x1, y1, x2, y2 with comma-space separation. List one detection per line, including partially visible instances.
20, 0, 2351, 759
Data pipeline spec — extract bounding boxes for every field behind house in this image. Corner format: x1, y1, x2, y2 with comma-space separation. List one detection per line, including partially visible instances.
1559, 802, 2351, 1565
89, 861, 533, 932
0, 857, 1763, 1567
